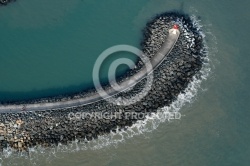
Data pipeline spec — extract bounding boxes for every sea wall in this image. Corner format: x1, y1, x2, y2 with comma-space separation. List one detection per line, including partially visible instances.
0, 12, 206, 151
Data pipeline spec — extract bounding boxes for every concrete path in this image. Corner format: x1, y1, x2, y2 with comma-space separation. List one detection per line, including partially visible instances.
0, 28, 180, 113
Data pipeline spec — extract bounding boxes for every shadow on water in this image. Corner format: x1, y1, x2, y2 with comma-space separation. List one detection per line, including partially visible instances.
0, 83, 93, 103
0, 61, 138, 103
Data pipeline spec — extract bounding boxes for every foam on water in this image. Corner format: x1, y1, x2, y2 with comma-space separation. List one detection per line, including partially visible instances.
0, 13, 217, 165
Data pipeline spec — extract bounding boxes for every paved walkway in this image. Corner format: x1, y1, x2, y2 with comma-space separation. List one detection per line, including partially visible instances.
0, 28, 180, 113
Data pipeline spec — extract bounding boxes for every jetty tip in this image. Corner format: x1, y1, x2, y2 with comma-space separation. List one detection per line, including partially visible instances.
173, 24, 179, 29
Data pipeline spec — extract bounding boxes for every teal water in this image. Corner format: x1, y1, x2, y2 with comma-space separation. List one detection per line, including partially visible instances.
0, 0, 144, 101
0, 0, 250, 166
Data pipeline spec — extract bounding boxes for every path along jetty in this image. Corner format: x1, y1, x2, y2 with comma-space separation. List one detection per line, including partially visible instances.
0, 28, 180, 113
0, 12, 206, 151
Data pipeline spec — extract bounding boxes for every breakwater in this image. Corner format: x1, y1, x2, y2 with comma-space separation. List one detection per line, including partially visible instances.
0, 12, 206, 151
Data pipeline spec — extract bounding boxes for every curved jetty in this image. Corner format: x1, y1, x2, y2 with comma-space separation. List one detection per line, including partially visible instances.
0, 28, 180, 113
0, 12, 206, 152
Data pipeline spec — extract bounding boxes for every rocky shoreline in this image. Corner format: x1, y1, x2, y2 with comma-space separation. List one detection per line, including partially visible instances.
0, 12, 206, 152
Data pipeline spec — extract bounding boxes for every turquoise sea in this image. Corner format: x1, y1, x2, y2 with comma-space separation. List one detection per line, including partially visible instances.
0, 0, 249, 165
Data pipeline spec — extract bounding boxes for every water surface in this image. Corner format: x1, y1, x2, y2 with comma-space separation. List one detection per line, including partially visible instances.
0, 0, 249, 165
